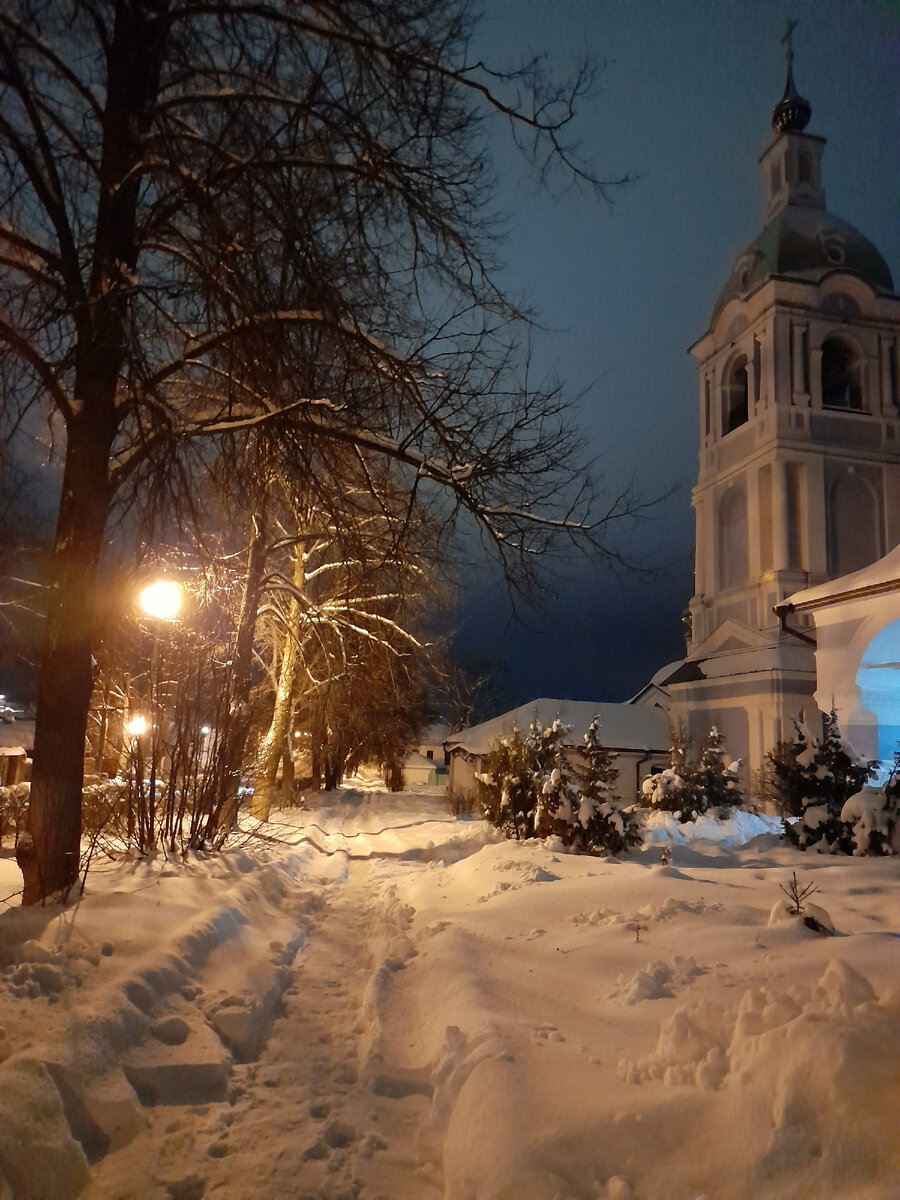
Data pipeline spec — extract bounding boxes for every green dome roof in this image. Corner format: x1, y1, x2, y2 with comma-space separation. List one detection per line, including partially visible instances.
713, 205, 895, 321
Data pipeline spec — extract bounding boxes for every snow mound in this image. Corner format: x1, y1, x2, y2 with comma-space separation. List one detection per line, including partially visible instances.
619, 960, 898, 1192
572, 895, 721, 930
609, 956, 706, 1004
643, 808, 782, 848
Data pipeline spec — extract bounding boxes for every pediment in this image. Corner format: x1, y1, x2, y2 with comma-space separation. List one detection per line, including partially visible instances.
690, 618, 772, 660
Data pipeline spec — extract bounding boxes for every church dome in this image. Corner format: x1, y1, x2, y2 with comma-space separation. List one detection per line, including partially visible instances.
712, 205, 895, 321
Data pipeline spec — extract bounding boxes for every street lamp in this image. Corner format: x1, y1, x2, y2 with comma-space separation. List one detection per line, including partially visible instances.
138, 579, 183, 621
126, 714, 148, 738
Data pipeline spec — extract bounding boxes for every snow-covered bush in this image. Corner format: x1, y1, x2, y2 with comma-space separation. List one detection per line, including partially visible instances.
840, 784, 897, 856
641, 726, 741, 823
768, 709, 877, 853
640, 767, 686, 813
478, 716, 642, 854
0, 782, 29, 848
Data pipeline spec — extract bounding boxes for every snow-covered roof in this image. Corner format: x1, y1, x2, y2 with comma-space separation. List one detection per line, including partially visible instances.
779, 544, 900, 612
627, 658, 685, 702
444, 698, 669, 756
404, 751, 437, 769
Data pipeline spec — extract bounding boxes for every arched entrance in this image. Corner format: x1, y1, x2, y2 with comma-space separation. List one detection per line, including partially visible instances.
855, 618, 900, 772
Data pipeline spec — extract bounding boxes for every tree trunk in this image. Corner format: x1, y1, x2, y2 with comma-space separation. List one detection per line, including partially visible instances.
18, 419, 114, 903
251, 546, 304, 821
213, 504, 267, 834
17, 0, 170, 902
324, 750, 343, 792
385, 760, 404, 792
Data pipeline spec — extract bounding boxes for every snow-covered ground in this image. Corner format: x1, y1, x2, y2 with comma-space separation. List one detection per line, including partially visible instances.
0, 785, 897, 1200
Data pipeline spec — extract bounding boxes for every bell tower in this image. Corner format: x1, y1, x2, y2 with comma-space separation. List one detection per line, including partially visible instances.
667, 31, 900, 788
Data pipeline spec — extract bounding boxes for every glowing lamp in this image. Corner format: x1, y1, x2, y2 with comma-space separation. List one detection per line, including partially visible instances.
127, 715, 148, 737
138, 580, 183, 620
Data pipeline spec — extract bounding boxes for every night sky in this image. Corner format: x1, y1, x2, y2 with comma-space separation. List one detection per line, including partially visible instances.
453, 0, 899, 709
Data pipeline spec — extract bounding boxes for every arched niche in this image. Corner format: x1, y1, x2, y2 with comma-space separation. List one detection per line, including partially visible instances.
827, 473, 879, 577
718, 486, 749, 589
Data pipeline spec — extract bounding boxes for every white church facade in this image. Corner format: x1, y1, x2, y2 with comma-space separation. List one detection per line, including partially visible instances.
661, 46, 900, 789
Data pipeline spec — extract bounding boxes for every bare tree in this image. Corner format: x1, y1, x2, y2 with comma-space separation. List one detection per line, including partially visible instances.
1, 0, 632, 902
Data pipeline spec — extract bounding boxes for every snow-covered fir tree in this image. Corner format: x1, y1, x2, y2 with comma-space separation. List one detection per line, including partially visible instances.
694, 726, 743, 814
641, 726, 689, 816
769, 709, 876, 852
532, 720, 577, 840
477, 725, 535, 840
642, 725, 742, 823
572, 717, 643, 854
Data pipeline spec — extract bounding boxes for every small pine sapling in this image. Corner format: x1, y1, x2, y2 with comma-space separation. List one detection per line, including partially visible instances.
779, 870, 817, 915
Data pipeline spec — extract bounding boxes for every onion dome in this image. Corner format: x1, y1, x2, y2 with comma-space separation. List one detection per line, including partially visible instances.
772, 25, 811, 132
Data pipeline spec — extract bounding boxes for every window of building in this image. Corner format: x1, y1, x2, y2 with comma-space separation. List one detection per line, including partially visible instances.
722, 355, 749, 433
821, 337, 863, 410
798, 150, 813, 185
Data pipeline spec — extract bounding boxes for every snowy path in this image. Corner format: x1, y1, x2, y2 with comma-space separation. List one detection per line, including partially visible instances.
78, 842, 449, 1200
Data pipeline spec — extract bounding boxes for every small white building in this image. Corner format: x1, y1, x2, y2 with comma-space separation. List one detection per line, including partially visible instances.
444, 698, 669, 802
401, 724, 451, 789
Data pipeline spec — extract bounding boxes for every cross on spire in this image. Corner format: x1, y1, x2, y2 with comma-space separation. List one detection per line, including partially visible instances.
782, 17, 798, 63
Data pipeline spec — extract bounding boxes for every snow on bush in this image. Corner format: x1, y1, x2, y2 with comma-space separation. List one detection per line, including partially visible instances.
477, 717, 643, 854
767, 709, 884, 854
640, 725, 742, 823
840, 784, 898, 856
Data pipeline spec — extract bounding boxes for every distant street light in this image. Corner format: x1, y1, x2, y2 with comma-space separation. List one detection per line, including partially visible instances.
138, 579, 184, 621
126, 714, 148, 737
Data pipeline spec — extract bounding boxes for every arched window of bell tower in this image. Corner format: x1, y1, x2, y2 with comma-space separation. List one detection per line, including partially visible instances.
718, 486, 749, 590
722, 355, 749, 434
821, 337, 863, 411
827, 472, 879, 578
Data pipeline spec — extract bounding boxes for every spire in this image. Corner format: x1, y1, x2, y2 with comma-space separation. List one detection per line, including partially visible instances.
772, 19, 811, 132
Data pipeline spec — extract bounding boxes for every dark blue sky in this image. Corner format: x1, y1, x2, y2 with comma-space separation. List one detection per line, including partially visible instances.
454, 0, 899, 708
